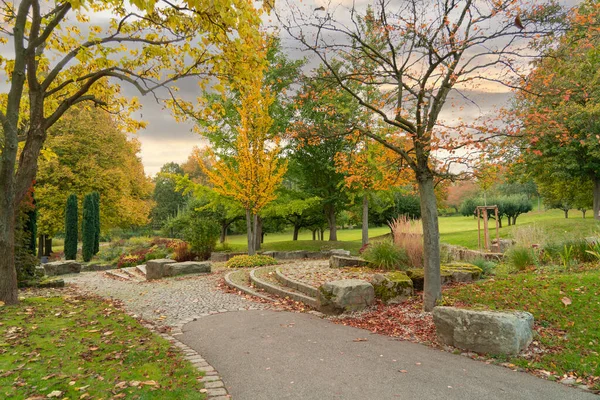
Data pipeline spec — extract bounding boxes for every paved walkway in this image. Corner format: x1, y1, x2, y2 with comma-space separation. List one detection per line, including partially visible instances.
179, 310, 597, 400
65, 270, 267, 326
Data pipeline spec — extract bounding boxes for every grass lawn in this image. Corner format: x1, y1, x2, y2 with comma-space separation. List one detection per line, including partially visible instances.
445, 267, 600, 387
221, 209, 600, 253
0, 295, 205, 399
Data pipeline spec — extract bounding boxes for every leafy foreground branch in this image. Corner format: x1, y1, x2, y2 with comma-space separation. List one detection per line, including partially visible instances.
0, 294, 206, 399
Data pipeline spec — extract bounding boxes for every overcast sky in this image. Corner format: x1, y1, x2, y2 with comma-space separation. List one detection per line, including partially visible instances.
1, 0, 579, 177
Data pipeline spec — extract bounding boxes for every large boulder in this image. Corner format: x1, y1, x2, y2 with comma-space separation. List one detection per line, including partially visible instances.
371, 272, 414, 304
406, 268, 453, 291
145, 258, 175, 280
317, 279, 375, 314
163, 261, 211, 277
329, 255, 370, 268
43, 260, 82, 276
433, 306, 534, 355
442, 263, 483, 283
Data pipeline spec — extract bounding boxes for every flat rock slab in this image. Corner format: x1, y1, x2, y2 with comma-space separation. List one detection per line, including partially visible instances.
164, 261, 211, 277
178, 310, 594, 400
371, 272, 414, 304
329, 255, 370, 268
433, 306, 534, 355
43, 260, 82, 276
210, 252, 246, 262
145, 259, 175, 280
318, 279, 374, 314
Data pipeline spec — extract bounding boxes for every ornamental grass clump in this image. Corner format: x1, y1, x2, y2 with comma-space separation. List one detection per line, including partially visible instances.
389, 215, 424, 268
226, 255, 278, 268
362, 240, 409, 270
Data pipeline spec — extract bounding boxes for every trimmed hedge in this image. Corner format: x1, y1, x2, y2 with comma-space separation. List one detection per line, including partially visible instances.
226, 255, 278, 268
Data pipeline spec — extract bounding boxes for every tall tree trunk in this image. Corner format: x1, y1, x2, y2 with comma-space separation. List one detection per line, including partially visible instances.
564, 209, 569, 219
254, 216, 262, 251
362, 193, 369, 246
417, 172, 441, 312
327, 207, 337, 241
44, 237, 53, 256
311, 229, 316, 241
246, 209, 255, 255
293, 225, 300, 241
320, 228, 324, 241
0, 211, 18, 305
37, 235, 44, 258
582, 209, 587, 219
594, 176, 600, 220
220, 222, 228, 244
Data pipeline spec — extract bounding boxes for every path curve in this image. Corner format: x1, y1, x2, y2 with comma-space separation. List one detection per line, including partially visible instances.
179, 310, 596, 400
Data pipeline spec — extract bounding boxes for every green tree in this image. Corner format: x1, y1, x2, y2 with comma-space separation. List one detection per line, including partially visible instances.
151, 163, 188, 229
82, 194, 95, 262
64, 194, 78, 261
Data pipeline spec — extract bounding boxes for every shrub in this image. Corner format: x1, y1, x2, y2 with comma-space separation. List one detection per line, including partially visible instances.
117, 253, 146, 269
64, 194, 78, 260
543, 239, 596, 265
144, 247, 169, 262
82, 194, 95, 262
512, 224, 546, 248
183, 217, 220, 260
226, 255, 278, 268
97, 245, 124, 264
389, 215, 423, 268
173, 241, 196, 262
362, 240, 409, 270
470, 258, 496, 277
506, 246, 537, 271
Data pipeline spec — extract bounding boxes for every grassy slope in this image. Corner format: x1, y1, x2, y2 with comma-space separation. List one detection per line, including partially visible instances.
222, 209, 600, 253
0, 296, 205, 399
445, 268, 600, 384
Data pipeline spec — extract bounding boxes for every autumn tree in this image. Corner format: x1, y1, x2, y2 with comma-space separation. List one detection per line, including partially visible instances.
0, 0, 269, 304
280, 0, 564, 310
503, 1, 600, 220
335, 132, 413, 246
203, 42, 287, 255
35, 108, 154, 244
64, 194, 78, 261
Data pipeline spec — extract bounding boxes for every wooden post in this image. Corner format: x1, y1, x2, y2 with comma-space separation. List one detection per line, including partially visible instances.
477, 208, 481, 250
483, 208, 490, 251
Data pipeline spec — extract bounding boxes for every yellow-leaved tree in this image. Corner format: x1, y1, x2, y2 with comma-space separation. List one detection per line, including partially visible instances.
202, 41, 287, 255
0, 0, 269, 304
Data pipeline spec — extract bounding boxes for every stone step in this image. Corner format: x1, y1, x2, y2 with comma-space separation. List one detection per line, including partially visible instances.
224, 270, 276, 302
122, 266, 146, 281
136, 264, 147, 276
274, 267, 319, 298
250, 267, 318, 308
105, 270, 134, 281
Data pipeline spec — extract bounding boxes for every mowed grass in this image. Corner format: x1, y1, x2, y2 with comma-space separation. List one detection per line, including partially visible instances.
222, 209, 600, 252
0, 296, 205, 399
445, 268, 600, 386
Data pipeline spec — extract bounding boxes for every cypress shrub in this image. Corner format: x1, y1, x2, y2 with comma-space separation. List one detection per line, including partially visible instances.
92, 191, 100, 255
64, 194, 78, 260
82, 194, 95, 262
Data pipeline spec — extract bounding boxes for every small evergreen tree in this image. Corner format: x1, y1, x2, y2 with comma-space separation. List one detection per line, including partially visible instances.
82, 194, 95, 262
64, 194, 78, 260
92, 191, 100, 255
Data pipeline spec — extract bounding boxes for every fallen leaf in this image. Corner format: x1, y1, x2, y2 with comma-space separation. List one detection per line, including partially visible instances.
399, 370, 408, 373
353, 338, 368, 342
561, 297, 572, 307
47, 391, 63, 398
141, 380, 158, 386
103, 331, 114, 336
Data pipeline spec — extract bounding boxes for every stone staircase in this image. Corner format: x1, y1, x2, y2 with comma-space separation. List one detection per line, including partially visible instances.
225, 266, 320, 309
105, 265, 147, 282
